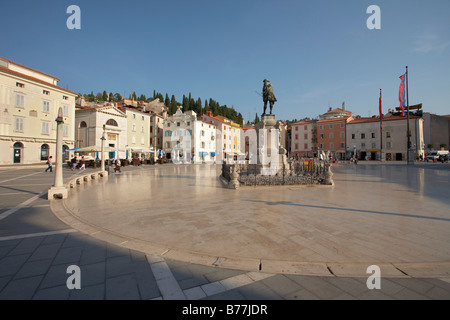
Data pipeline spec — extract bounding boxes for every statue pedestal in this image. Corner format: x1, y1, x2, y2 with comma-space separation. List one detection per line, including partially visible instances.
255, 114, 286, 175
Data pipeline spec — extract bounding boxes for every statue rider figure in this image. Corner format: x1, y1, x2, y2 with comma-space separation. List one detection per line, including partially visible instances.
262, 79, 277, 116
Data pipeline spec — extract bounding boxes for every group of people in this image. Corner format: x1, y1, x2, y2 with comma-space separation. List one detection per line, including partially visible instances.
70, 156, 86, 171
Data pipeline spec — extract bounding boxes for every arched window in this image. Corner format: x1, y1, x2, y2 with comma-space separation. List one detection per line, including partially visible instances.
41, 144, 49, 161
79, 121, 87, 128
106, 119, 118, 126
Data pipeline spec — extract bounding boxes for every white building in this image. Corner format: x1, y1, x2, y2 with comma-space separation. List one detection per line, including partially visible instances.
0, 56, 78, 165
346, 115, 424, 161
163, 107, 217, 163
75, 104, 127, 160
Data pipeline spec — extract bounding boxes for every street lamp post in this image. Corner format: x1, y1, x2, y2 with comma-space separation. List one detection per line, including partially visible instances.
101, 124, 106, 172
48, 107, 68, 199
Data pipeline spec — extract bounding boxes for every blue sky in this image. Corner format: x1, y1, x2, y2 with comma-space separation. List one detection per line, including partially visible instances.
1, 0, 449, 121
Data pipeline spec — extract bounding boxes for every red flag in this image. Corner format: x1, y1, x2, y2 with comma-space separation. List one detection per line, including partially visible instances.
399, 74, 406, 117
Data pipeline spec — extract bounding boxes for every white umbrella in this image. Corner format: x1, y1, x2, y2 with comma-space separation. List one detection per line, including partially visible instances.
69, 146, 125, 152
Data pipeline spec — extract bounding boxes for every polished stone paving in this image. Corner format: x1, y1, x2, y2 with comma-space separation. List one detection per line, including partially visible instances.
1, 162, 450, 300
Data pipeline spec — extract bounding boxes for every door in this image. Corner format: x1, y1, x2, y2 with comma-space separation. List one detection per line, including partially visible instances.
13, 142, 23, 164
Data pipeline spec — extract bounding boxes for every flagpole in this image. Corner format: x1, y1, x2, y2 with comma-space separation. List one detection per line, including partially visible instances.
406, 66, 412, 165
380, 88, 383, 161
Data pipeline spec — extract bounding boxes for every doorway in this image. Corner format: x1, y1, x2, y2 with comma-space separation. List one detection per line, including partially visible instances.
13, 142, 23, 164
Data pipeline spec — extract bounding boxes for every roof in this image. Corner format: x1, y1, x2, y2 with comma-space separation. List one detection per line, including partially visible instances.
348, 115, 422, 124
291, 120, 312, 126
317, 117, 351, 123
0, 65, 78, 96
0, 56, 60, 81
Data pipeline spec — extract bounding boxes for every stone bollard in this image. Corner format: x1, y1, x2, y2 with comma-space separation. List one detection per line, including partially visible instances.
228, 165, 240, 189
323, 163, 334, 186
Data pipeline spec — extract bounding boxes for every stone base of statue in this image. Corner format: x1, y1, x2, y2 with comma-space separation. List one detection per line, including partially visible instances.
48, 186, 68, 200
255, 114, 286, 175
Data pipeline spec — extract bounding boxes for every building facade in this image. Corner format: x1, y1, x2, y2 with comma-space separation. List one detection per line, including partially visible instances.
290, 120, 317, 159
75, 104, 127, 160
422, 112, 450, 151
0, 57, 78, 165
317, 117, 350, 160
200, 111, 241, 162
119, 107, 152, 157
346, 115, 424, 161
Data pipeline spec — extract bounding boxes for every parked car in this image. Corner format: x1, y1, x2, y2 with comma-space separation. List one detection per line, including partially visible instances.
438, 154, 449, 163
426, 151, 449, 162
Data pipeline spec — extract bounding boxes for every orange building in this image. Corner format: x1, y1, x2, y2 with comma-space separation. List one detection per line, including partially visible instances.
317, 117, 352, 160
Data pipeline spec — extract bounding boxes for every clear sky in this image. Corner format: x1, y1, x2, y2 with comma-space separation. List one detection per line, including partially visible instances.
1, 0, 449, 122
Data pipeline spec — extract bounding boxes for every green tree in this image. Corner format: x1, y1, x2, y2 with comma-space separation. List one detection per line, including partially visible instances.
102, 91, 108, 101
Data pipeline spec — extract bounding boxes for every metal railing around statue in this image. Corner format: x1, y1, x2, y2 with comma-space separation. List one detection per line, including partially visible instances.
222, 157, 333, 187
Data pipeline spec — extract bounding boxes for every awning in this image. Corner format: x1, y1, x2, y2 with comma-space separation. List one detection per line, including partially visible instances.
68, 146, 118, 152
128, 147, 154, 153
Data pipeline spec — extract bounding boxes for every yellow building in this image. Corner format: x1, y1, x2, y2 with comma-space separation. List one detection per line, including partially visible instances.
0, 57, 78, 165
200, 112, 242, 161
119, 107, 152, 158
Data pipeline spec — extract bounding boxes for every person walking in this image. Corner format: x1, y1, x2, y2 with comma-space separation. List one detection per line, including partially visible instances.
45, 156, 53, 172
71, 156, 77, 171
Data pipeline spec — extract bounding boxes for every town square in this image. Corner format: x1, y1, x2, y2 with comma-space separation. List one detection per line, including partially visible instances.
0, 0, 449, 309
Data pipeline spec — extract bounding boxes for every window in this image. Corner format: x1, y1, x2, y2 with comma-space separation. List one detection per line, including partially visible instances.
340, 123, 344, 128
361, 143, 366, 149
329, 124, 333, 129
79, 121, 87, 128
14, 117, 24, 132
371, 133, 376, 138
319, 125, 323, 130
15, 93, 25, 108
352, 133, 355, 139
295, 126, 298, 131
329, 133, 334, 139
319, 143, 324, 149
141, 116, 144, 121
132, 136, 136, 144
295, 134, 298, 140
132, 114, 136, 119
132, 124, 136, 132
295, 143, 299, 150
386, 132, 391, 138
141, 137, 145, 145
330, 143, 334, 149
41, 121, 50, 135
319, 134, 324, 139
43, 90, 50, 95
187, 121, 190, 126
16, 82, 25, 88
63, 124, 69, 137
167, 123, 170, 127
372, 142, 376, 148
42, 100, 50, 113
63, 96, 68, 100
340, 132, 345, 138
361, 133, 366, 139
63, 105, 69, 117
304, 125, 308, 130
340, 142, 345, 148
177, 122, 180, 127
386, 142, 392, 149
304, 134, 308, 139
106, 119, 118, 126
304, 143, 308, 149
141, 126, 144, 133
